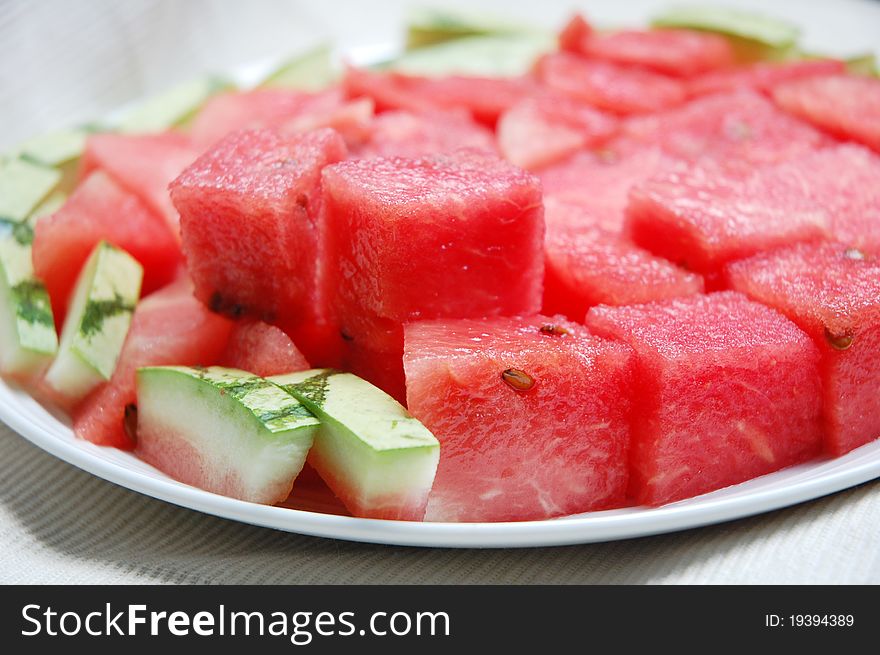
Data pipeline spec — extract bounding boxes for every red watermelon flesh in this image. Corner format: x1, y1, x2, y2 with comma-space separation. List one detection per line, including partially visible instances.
32, 171, 182, 327
222, 319, 310, 377
539, 146, 674, 232
340, 316, 407, 404
171, 127, 347, 366
497, 95, 619, 170
576, 29, 735, 78
726, 242, 880, 456
404, 315, 634, 522
622, 90, 831, 166
73, 279, 233, 449
772, 74, 880, 153
354, 109, 495, 159
80, 131, 199, 237
625, 158, 831, 280
688, 59, 846, 98
585, 292, 823, 506
189, 88, 373, 149
558, 14, 593, 53
534, 52, 686, 115
543, 198, 703, 320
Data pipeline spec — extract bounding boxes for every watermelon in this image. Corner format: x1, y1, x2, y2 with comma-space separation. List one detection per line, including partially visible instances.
622, 90, 830, 166
558, 14, 593, 53
404, 315, 634, 522
171, 127, 347, 366
688, 59, 846, 97
32, 171, 182, 327
80, 132, 200, 236
190, 88, 373, 149
73, 279, 233, 449
625, 158, 831, 281
585, 292, 823, 506
772, 74, 880, 153
136, 366, 318, 504
534, 52, 686, 115
354, 109, 495, 160
726, 243, 880, 456
321, 149, 544, 397
223, 319, 310, 377
497, 95, 619, 170
574, 28, 735, 78
543, 198, 703, 320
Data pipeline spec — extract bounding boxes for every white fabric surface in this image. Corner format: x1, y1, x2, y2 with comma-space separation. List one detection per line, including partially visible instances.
1, 0, 879, 584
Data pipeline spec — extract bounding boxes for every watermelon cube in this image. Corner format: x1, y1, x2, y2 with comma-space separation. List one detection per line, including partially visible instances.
354, 109, 495, 160
497, 95, 619, 170
688, 59, 846, 98
73, 279, 233, 449
727, 243, 880, 455
534, 52, 686, 115
625, 159, 831, 281
772, 74, 880, 153
171, 127, 347, 365
623, 90, 830, 166
222, 319, 310, 377
575, 28, 735, 78
80, 131, 200, 236
543, 198, 703, 319
585, 292, 824, 506
558, 14, 593, 53
32, 171, 182, 327
322, 149, 544, 396
404, 315, 634, 522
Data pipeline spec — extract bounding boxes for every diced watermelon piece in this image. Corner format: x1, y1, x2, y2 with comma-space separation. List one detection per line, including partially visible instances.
539, 147, 674, 232
497, 95, 619, 170
190, 88, 373, 149
534, 52, 686, 115
80, 132, 200, 237
689, 59, 846, 97
558, 14, 593, 53
727, 243, 880, 456
404, 315, 634, 522
32, 171, 182, 327
622, 90, 830, 166
73, 280, 233, 449
223, 319, 310, 377
543, 198, 703, 319
772, 74, 880, 153
625, 159, 831, 280
171, 128, 347, 366
322, 149, 544, 398
354, 109, 495, 159
585, 292, 823, 506
576, 29, 735, 78
344, 67, 537, 126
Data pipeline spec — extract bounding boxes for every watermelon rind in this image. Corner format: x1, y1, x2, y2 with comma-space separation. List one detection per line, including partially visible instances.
259, 43, 338, 91
115, 76, 232, 134
405, 6, 533, 49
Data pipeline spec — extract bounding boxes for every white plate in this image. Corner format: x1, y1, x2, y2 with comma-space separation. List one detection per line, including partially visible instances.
3, 0, 880, 548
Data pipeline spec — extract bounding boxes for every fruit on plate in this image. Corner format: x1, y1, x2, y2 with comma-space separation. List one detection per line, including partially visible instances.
80, 131, 200, 235
625, 158, 831, 282
136, 366, 318, 504
542, 198, 703, 319
585, 292, 823, 506
223, 319, 310, 377
171, 127, 347, 365
404, 315, 633, 522
115, 76, 230, 134
44, 242, 142, 407
622, 90, 829, 166
271, 369, 440, 520
32, 171, 181, 326
772, 74, 880, 153
496, 95, 619, 170
73, 279, 233, 449
534, 52, 686, 115
688, 59, 845, 97
321, 148, 544, 398
726, 243, 880, 456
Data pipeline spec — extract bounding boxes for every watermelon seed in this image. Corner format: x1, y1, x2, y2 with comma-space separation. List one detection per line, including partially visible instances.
502, 368, 535, 391
340, 330, 354, 342
844, 247, 865, 261
825, 327, 854, 351
539, 324, 570, 336
209, 292, 244, 318
123, 403, 138, 444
